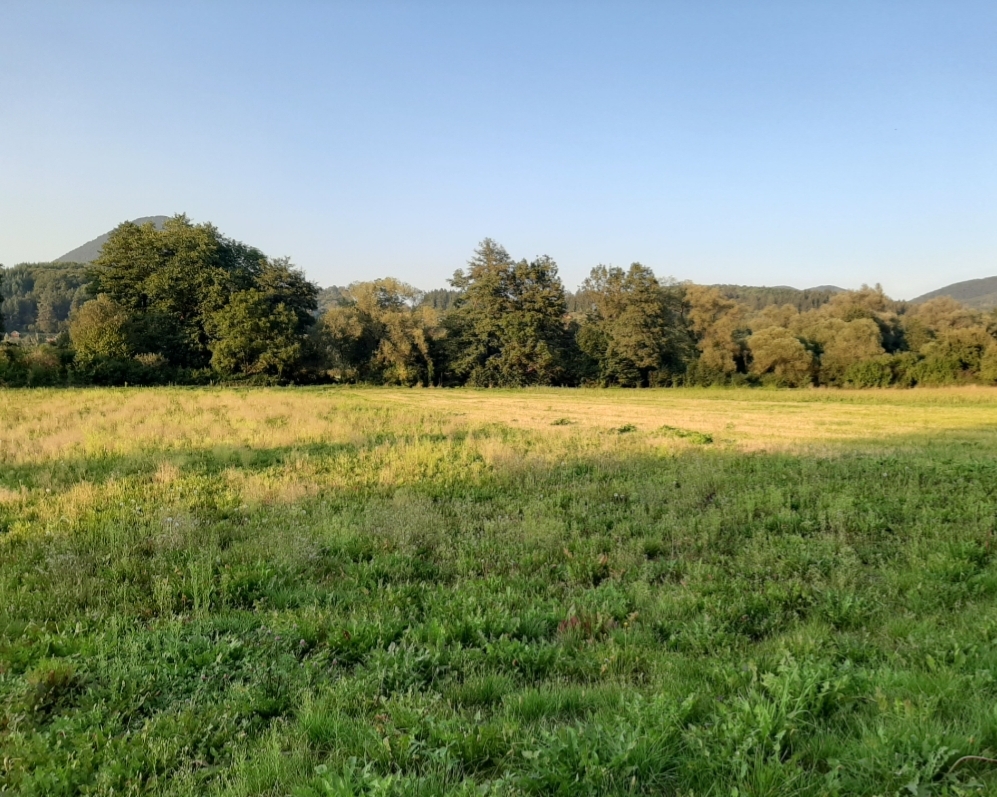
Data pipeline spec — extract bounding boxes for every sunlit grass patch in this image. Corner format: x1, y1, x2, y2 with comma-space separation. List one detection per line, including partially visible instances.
2, 386, 997, 794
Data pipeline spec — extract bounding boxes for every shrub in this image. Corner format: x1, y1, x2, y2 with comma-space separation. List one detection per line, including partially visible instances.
844, 355, 894, 387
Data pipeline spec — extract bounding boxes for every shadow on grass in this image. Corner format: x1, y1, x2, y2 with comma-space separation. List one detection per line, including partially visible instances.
4, 431, 997, 794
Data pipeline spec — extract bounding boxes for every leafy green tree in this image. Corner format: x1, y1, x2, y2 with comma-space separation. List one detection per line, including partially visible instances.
254, 257, 322, 333
821, 284, 904, 351
443, 240, 571, 386
0, 343, 24, 386
914, 326, 992, 385
91, 217, 227, 364
205, 290, 303, 378
902, 297, 981, 354
747, 326, 813, 386
91, 215, 318, 368
843, 355, 895, 387
88, 215, 316, 375
684, 284, 749, 382
69, 295, 132, 366
320, 279, 438, 385
750, 303, 801, 332
815, 318, 886, 384
979, 344, 997, 383
0, 343, 62, 387
577, 263, 689, 386
368, 293, 437, 385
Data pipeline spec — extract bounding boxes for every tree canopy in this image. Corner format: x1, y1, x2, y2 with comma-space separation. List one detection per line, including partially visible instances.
443, 240, 572, 387
1, 262, 89, 333
7, 228, 997, 390
577, 264, 690, 386
320, 279, 438, 385
85, 215, 317, 375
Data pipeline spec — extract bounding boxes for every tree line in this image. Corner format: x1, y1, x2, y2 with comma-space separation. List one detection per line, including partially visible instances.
2, 215, 997, 388
1, 262, 89, 333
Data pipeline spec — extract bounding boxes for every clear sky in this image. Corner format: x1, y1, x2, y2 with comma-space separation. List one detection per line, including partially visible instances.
2, 2, 994, 297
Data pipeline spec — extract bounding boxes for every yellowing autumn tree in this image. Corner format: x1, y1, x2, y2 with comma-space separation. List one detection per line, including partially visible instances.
321, 279, 438, 385
747, 326, 813, 386
684, 284, 747, 381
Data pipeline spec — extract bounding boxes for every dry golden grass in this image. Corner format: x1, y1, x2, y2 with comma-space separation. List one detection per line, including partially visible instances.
1, 385, 995, 529
0, 485, 26, 505
374, 386, 997, 451
2, 385, 997, 470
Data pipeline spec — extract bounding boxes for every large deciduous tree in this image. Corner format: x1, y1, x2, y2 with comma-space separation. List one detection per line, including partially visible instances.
69, 294, 132, 366
684, 285, 749, 382
813, 318, 886, 384
205, 290, 302, 377
320, 279, 438, 385
84, 215, 317, 376
747, 326, 814, 386
443, 240, 571, 386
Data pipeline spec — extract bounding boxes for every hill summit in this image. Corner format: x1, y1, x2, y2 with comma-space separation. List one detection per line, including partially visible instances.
53, 216, 169, 263
912, 276, 997, 310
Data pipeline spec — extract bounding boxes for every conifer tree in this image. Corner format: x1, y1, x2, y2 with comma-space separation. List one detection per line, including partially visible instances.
577, 264, 689, 386
443, 240, 571, 386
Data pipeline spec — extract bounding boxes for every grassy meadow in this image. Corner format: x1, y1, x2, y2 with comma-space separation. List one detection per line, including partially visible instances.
5, 386, 997, 795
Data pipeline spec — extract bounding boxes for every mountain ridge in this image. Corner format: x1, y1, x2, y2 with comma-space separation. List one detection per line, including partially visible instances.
912, 276, 997, 310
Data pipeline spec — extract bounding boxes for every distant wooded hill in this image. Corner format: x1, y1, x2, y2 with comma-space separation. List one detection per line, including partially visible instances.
287, 275, 997, 316
913, 277, 997, 310
2, 216, 169, 333
1, 263, 89, 333
53, 216, 169, 263
711, 284, 843, 312
318, 284, 843, 316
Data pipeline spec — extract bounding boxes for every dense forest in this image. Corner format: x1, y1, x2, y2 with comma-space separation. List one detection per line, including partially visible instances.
1, 262, 90, 334
2, 215, 996, 388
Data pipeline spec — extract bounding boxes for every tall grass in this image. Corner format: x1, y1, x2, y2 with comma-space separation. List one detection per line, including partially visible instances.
3, 386, 997, 795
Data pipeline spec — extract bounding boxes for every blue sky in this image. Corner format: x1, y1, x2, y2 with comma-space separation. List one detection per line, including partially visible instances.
2, 2, 994, 297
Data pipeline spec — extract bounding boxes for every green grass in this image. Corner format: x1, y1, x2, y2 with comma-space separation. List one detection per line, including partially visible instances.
4, 387, 997, 795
